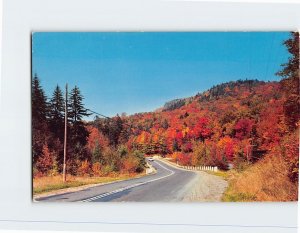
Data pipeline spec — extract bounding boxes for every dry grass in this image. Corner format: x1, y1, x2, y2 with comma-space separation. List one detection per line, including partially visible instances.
33, 172, 145, 195
223, 154, 298, 202
206, 170, 229, 179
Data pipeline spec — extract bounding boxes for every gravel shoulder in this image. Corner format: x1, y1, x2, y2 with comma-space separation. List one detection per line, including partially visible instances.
183, 171, 228, 202
159, 158, 228, 202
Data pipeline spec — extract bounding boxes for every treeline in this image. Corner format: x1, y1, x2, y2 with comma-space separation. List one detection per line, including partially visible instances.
197, 79, 265, 101
163, 98, 186, 111
32, 77, 146, 178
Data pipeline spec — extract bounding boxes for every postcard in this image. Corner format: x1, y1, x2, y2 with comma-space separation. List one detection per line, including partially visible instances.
31, 32, 299, 202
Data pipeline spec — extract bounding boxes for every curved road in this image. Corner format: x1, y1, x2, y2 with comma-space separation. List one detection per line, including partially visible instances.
35, 159, 197, 202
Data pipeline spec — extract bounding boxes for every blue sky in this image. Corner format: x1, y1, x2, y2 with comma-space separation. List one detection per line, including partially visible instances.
32, 32, 290, 119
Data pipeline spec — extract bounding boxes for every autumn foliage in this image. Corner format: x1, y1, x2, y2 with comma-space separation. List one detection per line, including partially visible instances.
32, 33, 298, 201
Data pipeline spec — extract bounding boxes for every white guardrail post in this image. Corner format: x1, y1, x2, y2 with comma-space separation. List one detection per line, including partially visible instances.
178, 163, 218, 172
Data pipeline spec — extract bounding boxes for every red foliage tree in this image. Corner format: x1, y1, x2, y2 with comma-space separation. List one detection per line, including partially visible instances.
177, 153, 192, 166
86, 126, 109, 152
36, 144, 54, 175
191, 117, 211, 141
234, 118, 254, 140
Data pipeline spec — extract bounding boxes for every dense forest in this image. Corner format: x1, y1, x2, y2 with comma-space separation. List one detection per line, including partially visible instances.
32, 32, 299, 199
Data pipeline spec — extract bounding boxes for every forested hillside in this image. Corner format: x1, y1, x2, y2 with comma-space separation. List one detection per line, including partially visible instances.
111, 79, 296, 173
32, 32, 299, 201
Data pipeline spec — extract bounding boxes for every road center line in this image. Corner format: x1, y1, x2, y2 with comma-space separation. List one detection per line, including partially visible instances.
79, 161, 175, 202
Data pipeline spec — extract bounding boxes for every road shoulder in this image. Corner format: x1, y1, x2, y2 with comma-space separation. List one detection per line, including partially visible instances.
158, 157, 228, 202
182, 171, 228, 202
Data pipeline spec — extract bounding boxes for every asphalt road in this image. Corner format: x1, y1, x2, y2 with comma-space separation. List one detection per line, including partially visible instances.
35, 159, 197, 202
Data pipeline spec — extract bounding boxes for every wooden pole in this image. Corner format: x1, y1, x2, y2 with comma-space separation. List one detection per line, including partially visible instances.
63, 84, 68, 182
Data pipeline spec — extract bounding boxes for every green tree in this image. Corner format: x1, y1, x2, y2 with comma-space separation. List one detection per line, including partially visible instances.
32, 74, 48, 122
92, 141, 104, 164
32, 74, 49, 163
68, 86, 90, 123
48, 85, 65, 170
102, 115, 124, 146
68, 86, 90, 161
49, 85, 65, 143
132, 150, 146, 172
49, 85, 65, 137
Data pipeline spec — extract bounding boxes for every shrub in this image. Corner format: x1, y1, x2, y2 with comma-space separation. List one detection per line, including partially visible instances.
33, 166, 43, 178
36, 144, 54, 175
103, 147, 122, 172
49, 156, 59, 176
101, 165, 114, 176
117, 145, 128, 158
122, 156, 139, 173
92, 162, 101, 176
132, 150, 146, 172
67, 159, 79, 176
77, 160, 91, 176
171, 152, 179, 162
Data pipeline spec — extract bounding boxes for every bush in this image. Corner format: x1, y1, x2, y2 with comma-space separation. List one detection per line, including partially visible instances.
92, 162, 102, 176
171, 152, 180, 162
103, 147, 122, 172
132, 150, 146, 172
33, 166, 43, 178
77, 160, 91, 176
117, 145, 128, 158
49, 156, 59, 176
101, 165, 114, 176
36, 144, 54, 175
67, 159, 79, 176
122, 155, 139, 173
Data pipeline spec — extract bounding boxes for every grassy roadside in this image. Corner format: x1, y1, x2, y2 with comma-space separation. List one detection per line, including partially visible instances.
205, 170, 229, 179
221, 170, 258, 202
33, 172, 145, 195
220, 154, 298, 202
206, 170, 258, 201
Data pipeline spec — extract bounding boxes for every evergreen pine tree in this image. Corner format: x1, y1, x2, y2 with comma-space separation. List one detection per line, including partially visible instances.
32, 74, 48, 122
68, 86, 91, 161
48, 85, 65, 169
32, 74, 49, 163
49, 85, 65, 140
68, 86, 90, 123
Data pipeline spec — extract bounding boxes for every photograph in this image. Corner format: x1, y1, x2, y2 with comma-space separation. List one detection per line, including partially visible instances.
31, 32, 299, 202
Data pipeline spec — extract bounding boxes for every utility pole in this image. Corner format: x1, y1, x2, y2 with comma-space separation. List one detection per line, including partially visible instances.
63, 83, 68, 182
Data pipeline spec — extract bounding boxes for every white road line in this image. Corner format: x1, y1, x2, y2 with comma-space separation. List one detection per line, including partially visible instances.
80, 161, 175, 202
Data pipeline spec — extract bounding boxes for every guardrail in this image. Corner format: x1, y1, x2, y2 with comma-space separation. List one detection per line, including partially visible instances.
160, 158, 219, 172
157, 157, 219, 172
178, 164, 218, 172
